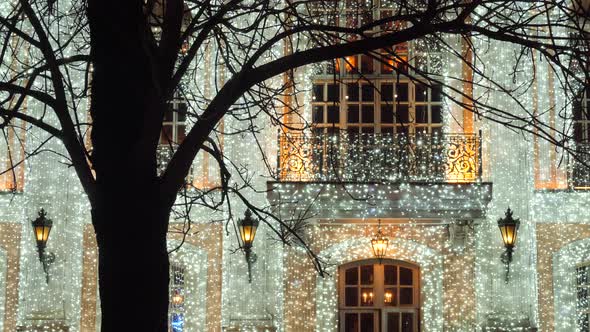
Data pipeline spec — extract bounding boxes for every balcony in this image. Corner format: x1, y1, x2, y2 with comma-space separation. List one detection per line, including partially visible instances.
270, 132, 490, 220
570, 142, 590, 189
277, 132, 482, 183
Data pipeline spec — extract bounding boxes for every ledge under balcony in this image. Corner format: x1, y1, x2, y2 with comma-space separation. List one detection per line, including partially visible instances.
267, 132, 492, 221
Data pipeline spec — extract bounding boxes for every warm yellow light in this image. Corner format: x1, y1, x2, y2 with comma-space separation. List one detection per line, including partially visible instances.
497, 208, 520, 249
238, 210, 259, 249
171, 290, 184, 305
371, 238, 388, 257
241, 226, 255, 242
31, 209, 53, 249
384, 291, 393, 304
34, 225, 51, 243
361, 291, 374, 304
499, 224, 517, 247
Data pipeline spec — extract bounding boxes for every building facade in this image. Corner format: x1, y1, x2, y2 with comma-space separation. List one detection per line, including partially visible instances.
1, 2, 590, 332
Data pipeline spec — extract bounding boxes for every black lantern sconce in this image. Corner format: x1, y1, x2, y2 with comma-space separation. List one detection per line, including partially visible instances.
31, 209, 56, 283
238, 210, 259, 283
497, 208, 520, 283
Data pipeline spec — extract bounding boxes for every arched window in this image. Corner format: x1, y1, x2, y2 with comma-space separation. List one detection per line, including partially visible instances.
339, 259, 420, 332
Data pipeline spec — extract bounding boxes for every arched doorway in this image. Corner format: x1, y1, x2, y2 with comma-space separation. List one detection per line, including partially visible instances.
339, 259, 420, 332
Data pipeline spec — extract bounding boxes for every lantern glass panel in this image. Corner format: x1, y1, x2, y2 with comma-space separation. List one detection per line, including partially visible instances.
499, 224, 517, 247
34, 225, 51, 243
240, 225, 257, 246
371, 237, 388, 259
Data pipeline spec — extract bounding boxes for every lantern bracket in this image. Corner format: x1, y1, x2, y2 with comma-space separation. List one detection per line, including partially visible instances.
40, 251, 56, 283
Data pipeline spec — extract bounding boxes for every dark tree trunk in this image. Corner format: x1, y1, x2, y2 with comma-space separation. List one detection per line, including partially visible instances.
92, 187, 170, 331
87, 0, 172, 331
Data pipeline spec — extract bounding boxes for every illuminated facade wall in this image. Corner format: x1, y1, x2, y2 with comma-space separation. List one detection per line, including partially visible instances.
0, 7, 589, 332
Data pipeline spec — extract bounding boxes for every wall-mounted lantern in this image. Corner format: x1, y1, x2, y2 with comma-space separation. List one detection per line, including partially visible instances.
238, 209, 259, 283
31, 208, 55, 283
371, 219, 389, 264
498, 208, 520, 283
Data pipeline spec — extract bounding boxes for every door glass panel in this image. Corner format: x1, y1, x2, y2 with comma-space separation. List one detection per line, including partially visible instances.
401, 313, 413, 332
360, 313, 374, 332
361, 288, 374, 306
400, 287, 413, 305
387, 312, 400, 332
346, 267, 358, 285
399, 267, 413, 285
384, 265, 397, 285
360, 265, 374, 285
346, 287, 359, 306
345, 313, 358, 332
384, 287, 396, 306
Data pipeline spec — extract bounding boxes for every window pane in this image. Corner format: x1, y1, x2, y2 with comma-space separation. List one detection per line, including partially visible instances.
328, 84, 340, 102
387, 312, 400, 332
382, 55, 394, 74
313, 106, 324, 123
345, 55, 358, 73
348, 105, 360, 123
346, 287, 359, 306
362, 106, 374, 123
177, 125, 186, 143
360, 313, 374, 332
401, 313, 413, 332
384, 265, 397, 285
360, 265, 374, 284
177, 103, 187, 121
381, 105, 394, 123
328, 106, 340, 123
431, 106, 442, 123
361, 288, 374, 306
362, 85, 374, 101
400, 267, 413, 285
345, 313, 358, 332
396, 83, 408, 102
313, 84, 324, 101
384, 287, 396, 306
574, 98, 584, 120
164, 108, 174, 122
361, 55, 374, 74
161, 125, 173, 144
396, 105, 409, 123
575, 123, 587, 143
400, 287, 413, 305
346, 267, 358, 285
415, 105, 428, 123
415, 84, 427, 102
431, 84, 442, 102
382, 84, 393, 101
348, 84, 359, 101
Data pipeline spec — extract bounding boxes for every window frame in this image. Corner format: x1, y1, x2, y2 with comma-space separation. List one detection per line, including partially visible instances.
160, 96, 187, 146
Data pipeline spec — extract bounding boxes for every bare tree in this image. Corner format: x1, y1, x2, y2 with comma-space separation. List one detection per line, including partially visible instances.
0, 0, 589, 330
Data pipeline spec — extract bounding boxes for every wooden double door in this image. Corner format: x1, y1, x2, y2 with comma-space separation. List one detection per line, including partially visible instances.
339, 309, 418, 332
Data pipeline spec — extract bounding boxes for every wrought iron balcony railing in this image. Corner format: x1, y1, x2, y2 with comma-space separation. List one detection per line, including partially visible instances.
569, 142, 590, 189
278, 132, 482, 183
